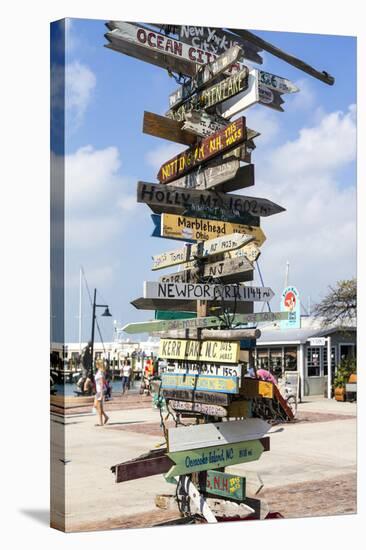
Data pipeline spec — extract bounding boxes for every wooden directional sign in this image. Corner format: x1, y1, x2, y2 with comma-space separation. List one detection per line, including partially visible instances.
158, 24, 263, 65
122, 311, 285, 334
167, 418, 270, 452
161, 373, 239, 394
159, 256, 254, 285
144, 281, 275, 303
240, 378, 274, 400
160, 213, 266, 246
168, 400, 228, 418
162, 388, 231, 405
167, 69, 249, 122
159, 338, 240, 363
169, 45, 244, 109
259, 69, 299, 94
131, 297, 254, 314
161, 160, 255, 194
104, 22, 199, 77
157, 328, 259, 341
137, 181, 285, 218
151, 233, 254, 271
143, 111, 198, 146
151, 214, 194, 243
205, 470, 246, 502
225, 241, 261, 263
157, 118, 246, 183
181, 110, 228, 137
218, 67, 259, 118
165, 438, 269, 478
259, 86, 284, 112
160, 361, 242, 378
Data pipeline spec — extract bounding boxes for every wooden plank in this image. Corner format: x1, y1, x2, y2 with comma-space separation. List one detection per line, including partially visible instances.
122, 311, 279, 334
180, 110, 228, 138
225, 241, 261, 263
137, 182, 285, 218
227, 399, 252, 418
167, 419, 271, 452
157, 118, 246, 183
156, 24, 263, 65
258, 69, 299, 94
104, 22, 199, 76
228, 27, 335, 85
158, 328, 260, 341
161, 373, 239, 394
160, 361, 242, 378
167, 69, 249, 121
144, 281, 275, 303
160, 213, 266, 246
142, 111, 197, 146
218, 67, 259, 118
162, 388, 230, 405
158, 256, 254, 284
169, 45, 244, 108
151, 233, 254, 271
159, 338, 240, 363
166, 437, 269, 477
168, 400, 228, 417
130, 297, 254, 314
114, 454, 173, 482
205, 470, 246, 501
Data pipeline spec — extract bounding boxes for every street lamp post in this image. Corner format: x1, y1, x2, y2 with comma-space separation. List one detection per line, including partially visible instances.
90, 288, 112, 376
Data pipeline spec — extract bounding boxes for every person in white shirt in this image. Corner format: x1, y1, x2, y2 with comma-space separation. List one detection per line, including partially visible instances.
94, 360, 109, 426
121, 359, 132, 394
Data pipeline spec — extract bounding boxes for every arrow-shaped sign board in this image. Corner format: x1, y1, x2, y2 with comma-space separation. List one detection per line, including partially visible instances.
167, 418, 271, 452
168, 400, 228, 418
157, 118, 246, 183
159, 339, 240, 363
122, 310, 288, 334
160, 361, 242, 378
167, 69, 249, 122
259, 69, 299, 94
144, 281, 275, 302
181, 110, 228, 138
159, 255, 254, 285
166, 438, 267, 478
161, 373, 239, 393
151, 233, 254, 271
160, 160, 255, 193
160, 213, 266, 246
137, 181, 285, 218
169, 45, 244, 109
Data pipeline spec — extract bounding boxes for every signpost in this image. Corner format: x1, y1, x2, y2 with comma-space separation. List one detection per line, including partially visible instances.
151, 233, 254, 271
158, 256, 254, 284
161, 373, 239, 394
160, 212, 266, 245
157, 118, 246, 183
160, 362, 242, 378
162, 389, 231, 405
167, 418, 271, 452
165, 438, 269, 478
205, 470, 246, 502
168, 45, 244, 109
144, 281, 275, 303
157, 328, 260, 341
180, 110, 228, 138
122, 310, 287, 334
168, 400, 228, 418
137, 182, 285, 218
143, 111, 198, 146
158, 338, 240, 363
131, 296, 257, 313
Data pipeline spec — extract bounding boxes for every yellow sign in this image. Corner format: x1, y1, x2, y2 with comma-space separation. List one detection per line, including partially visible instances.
161, 213, 266, 247
258, 381, 274, 399
159, 339, 240, 364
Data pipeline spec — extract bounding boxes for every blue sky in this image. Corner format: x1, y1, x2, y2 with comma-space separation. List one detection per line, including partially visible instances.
52, 18, 356, 342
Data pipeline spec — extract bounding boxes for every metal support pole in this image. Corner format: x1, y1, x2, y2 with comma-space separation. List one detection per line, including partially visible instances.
327, 336, 332, 399
90, 288, 97, 376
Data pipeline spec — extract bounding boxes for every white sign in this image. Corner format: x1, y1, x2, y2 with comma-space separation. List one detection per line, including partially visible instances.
143, 281, 275, 302
217, 68, 259, 118
308, 337, 326, 347
159, 362, 242, 378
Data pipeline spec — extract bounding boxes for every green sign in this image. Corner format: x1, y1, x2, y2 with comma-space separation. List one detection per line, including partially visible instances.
205, 470, 246, 501
155, 310, 196, 321
166, 438, 264, 478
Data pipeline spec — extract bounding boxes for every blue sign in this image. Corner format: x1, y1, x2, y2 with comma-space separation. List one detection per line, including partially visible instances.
280, 286, 300, 329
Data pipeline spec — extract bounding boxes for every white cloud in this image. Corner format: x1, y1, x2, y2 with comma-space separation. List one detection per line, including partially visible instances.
245, 105, 281, 146
286, 78, 316, 112
65, 61, 96, 129
252, 105, 356, 306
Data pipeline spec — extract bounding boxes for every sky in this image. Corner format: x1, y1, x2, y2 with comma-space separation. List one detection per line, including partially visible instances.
51, 18, 357, 343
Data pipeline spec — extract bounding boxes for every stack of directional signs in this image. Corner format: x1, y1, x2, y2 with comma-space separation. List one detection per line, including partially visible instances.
105, 21, 333, 524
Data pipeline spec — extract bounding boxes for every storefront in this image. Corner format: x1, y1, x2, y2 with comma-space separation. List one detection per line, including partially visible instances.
255, 322, 356, 397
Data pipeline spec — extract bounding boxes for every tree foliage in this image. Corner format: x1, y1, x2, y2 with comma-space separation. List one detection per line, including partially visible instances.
313, 278, 356, 326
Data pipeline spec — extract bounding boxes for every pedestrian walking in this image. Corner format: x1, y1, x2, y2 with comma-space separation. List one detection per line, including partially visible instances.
94, 360, 109, 426
121, 359, 132, 394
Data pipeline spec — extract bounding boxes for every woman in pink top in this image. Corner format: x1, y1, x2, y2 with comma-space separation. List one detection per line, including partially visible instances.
256, 368, 278, 385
